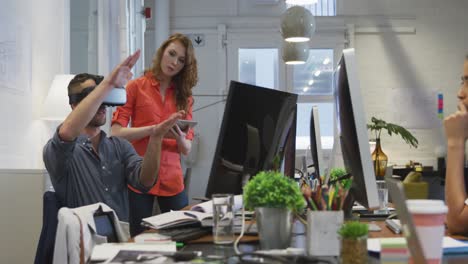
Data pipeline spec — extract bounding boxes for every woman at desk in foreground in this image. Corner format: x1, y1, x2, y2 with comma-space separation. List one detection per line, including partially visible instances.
444, 54, 468, 235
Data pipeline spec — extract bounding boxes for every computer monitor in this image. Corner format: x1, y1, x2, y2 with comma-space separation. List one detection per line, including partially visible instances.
205, 81, 298, 197
309, 106, 324, 179
334, 48, 379, 216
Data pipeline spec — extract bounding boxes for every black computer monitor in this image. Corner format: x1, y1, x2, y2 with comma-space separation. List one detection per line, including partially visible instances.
205, 81, 298, 198
309, 106, 324, 179
334, 49, 379, 216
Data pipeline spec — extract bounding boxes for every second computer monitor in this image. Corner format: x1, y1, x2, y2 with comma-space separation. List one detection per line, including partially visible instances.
309, 106, 324, 178
205, 81, 298, 198
334, 48, 379, 212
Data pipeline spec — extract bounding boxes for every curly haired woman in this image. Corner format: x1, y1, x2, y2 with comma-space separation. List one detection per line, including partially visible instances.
111, 33, 198, 236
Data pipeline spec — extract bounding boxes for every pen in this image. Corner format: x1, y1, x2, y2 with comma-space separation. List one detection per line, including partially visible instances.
303, 193, 317, 211
184, 212, 198, 218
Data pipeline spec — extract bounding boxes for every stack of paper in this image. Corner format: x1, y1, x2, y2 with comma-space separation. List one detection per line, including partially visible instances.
141, 210, 212, 229
368, 237, 468, 257
134, 233, 172, 244
379, 237, 409, 263
91, 243, 176, 262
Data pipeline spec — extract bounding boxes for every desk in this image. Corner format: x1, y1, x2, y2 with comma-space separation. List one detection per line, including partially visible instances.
175, 220, 468, 264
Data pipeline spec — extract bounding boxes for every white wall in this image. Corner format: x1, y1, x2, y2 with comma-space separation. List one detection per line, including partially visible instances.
344, 0, 468, 166
0, 0, 69, 170
0, 0, 68, 262
0, 169, 45, 263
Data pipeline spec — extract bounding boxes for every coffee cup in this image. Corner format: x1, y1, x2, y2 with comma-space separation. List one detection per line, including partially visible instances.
406, 199, 447, 264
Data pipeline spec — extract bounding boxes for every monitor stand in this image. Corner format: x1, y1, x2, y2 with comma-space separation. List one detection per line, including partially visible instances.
342, 192, 391, 221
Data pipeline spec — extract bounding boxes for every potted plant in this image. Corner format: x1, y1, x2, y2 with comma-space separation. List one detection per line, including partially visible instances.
243, 170, 305, 249
338, 221, 369, 264
328, 167, 352, 190
367, 117, 419, 177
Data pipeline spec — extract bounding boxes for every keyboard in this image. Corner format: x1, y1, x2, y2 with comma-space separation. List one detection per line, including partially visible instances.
157, 226, 212, 242
357, 210, 392, 219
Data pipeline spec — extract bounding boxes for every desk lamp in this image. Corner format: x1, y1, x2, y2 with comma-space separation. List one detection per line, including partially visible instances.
41, 74, 75, 121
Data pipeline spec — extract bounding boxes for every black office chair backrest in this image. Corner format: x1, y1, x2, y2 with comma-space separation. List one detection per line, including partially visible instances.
93, 207, 118, 243
34, 191, 62, 264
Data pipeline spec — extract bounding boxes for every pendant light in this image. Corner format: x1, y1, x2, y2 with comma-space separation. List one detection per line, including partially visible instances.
280, 5, 316, 42
282, 41, 309, 64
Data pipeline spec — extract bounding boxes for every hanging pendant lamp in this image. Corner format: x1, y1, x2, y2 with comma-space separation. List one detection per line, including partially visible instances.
281, 5, 316, 42
282, 41, 309, 64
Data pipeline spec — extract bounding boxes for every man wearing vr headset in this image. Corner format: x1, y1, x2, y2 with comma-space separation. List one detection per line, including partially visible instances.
43, 51, 184, 222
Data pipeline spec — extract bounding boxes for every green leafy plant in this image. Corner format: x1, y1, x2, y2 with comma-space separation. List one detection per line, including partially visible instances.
243, 171, 305, 213
338, 221, 369, 239
329, 167, 352, 190
367, 117, 418, 148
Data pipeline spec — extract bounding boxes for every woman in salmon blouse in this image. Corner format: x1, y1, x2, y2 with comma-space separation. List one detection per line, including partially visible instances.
111, 33, 198, 236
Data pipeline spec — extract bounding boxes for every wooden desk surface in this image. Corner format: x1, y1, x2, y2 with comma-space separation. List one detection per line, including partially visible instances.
129, 219, 468, 263
368, 220, 401, 238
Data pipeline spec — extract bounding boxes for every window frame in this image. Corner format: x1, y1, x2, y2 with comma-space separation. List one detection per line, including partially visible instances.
287, 39, 344, 157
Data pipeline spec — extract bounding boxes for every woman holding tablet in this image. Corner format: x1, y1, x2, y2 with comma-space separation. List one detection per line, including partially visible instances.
111, 33, 198, 236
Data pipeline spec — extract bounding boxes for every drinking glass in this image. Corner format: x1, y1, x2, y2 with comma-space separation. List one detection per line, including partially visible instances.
375, 180, 389, 214
212, 193, 235, 244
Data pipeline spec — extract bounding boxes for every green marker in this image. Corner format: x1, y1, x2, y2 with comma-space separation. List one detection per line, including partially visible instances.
176, 242, 184, 247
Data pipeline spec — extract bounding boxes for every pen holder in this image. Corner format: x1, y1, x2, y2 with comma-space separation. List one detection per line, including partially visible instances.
306, 210, 343, 256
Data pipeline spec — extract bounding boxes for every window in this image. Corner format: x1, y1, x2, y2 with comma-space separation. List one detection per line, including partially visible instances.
296, 102, 334, 150
238, 49, 278, 89
291, 49, 334, 95
287, 0, 336, 16
293, 49, 335, 150
236, 47, 336, 151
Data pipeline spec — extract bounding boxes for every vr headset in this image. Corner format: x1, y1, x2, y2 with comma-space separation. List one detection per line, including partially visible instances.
68, 74, 127, 106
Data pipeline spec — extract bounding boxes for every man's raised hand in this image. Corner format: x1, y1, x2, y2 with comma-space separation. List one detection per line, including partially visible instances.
106, 50, 141, 88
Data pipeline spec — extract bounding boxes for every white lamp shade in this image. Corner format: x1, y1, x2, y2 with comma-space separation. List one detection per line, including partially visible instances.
282, 41, 309, 64
280, 6, 316, 42
41, 74, 75, 121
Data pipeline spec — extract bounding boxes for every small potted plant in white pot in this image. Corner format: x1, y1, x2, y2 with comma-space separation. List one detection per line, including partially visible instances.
243, 170, 305, 249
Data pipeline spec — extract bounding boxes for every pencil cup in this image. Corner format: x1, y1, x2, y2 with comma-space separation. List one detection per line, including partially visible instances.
406, 199, 447, 264
306, 210, 343, 256
212, 194, 235, 244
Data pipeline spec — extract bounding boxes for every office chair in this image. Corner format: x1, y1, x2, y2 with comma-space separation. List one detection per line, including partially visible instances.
54, 203, 126, 264
34, 191, 62, 264
184, 167, 192, 197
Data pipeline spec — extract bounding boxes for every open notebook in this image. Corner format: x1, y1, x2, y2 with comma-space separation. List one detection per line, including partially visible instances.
190, 194, 243, 213
141, 195, 245, 229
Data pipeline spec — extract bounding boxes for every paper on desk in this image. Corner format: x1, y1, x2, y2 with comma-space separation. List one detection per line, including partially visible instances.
368, 237, 468, 255
190, 194, 243, 213
90, 242, 176, 262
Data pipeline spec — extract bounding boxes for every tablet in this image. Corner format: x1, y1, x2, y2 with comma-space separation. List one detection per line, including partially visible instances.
176, 120, 197, 131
